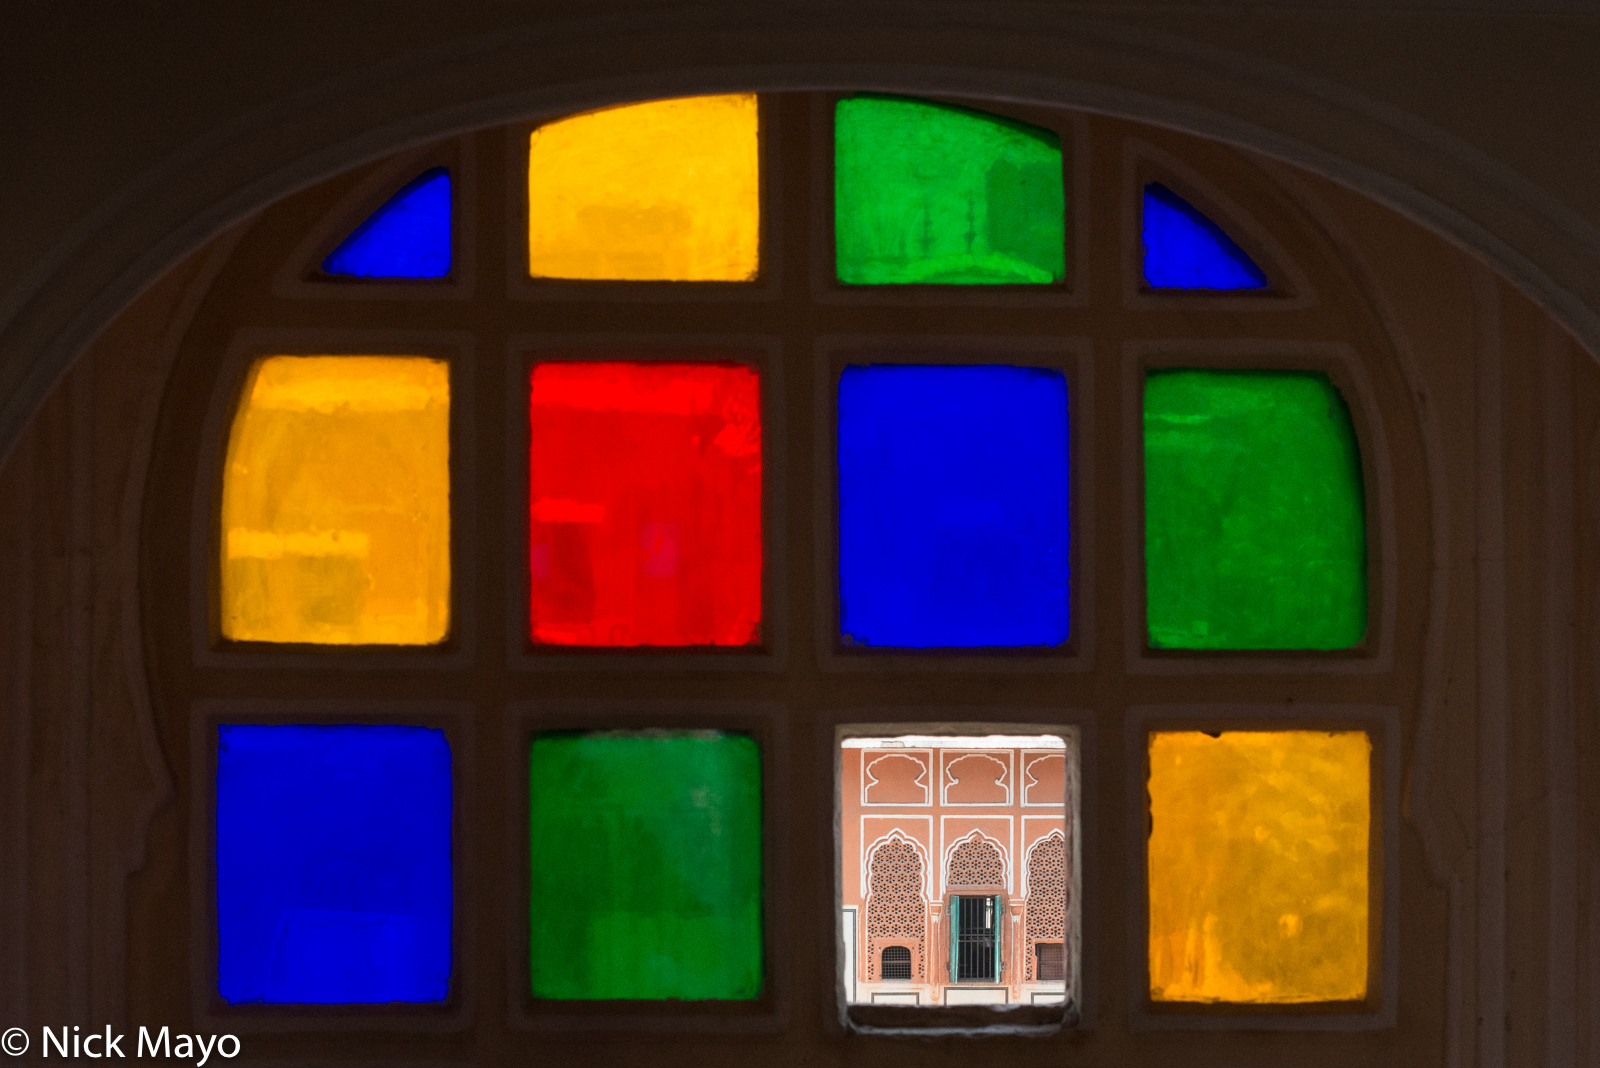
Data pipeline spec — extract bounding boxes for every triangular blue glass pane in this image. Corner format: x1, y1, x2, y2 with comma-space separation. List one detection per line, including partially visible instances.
1141, 183, 1268, 291
322, 168, 452, 279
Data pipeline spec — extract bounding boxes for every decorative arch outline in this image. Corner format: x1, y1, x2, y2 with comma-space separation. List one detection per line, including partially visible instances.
862, 831, 931, 983
1022, 752, 1067, 808
942, 828, 1009, 894
942, 752, 1009, 806
863, 751, 931, 807
1022, 830, 1069, 983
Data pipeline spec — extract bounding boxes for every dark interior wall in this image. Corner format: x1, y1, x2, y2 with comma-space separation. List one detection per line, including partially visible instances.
0, 93, 1593, 1065
4, 4, 1600, 465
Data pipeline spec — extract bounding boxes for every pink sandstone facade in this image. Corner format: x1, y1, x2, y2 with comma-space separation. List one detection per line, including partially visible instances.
840, 735, 1075, 1007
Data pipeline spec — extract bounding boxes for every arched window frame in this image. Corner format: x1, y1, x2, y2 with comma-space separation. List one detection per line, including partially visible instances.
128, 90, 1431, 1053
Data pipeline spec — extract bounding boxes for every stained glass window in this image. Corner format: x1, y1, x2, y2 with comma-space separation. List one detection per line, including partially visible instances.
527, 731, 763, 1000
216, 724, 454, 1004
1143, 369, 1366, 650
836, 364, 1070, 648
322, 168, 452, 279
834, 95, 1066, 285
527, 359, 762, 648
220, 355, 451, 645
526, 94, 760, 281
1147, 730, 1370, 1003
175, 91, 1404, 1037
1141, 183, 1267, 291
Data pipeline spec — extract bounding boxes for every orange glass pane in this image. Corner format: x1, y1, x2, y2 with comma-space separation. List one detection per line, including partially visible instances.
526, 94, 759, 281
220, 356, 450, 645
1147, 730, 1370, 1003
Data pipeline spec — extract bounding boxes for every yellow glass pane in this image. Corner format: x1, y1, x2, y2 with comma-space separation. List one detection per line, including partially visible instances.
527, 94, 759, 281
1147, 730, 1370, 1003
220, 356, 450, 645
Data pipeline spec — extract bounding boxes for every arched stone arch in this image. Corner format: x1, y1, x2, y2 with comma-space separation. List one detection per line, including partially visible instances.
5, 12, 1600, 477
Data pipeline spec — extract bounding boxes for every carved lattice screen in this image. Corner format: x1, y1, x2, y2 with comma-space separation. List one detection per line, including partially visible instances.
864, 835, 927, 981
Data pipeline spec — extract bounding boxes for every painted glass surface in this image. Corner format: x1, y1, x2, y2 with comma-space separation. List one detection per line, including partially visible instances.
322, 168, 452, 279
527, 360, 762, 647
527, 731, 763, 1000
1143, 369, 1366, 650
1147, 730, 1370, 1003
834, 95, 1066, 285
216, 724, 453, 1004
526, 94, 759, 281
837, 364, 1070, 647
1141, 183, 1268, 290
220, 355, 451, 645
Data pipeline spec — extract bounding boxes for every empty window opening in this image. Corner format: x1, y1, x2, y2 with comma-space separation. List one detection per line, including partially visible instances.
840, 731, 1077, 1014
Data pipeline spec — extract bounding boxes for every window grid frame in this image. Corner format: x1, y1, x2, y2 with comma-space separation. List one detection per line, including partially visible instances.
137, 94, 1425, 1047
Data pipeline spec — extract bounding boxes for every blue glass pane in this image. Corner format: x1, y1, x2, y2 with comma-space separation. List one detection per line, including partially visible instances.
322, 168, 452, 279
216, 724, 453, 1004
837, 364, 1071, 648
1141, 183, 1268, 291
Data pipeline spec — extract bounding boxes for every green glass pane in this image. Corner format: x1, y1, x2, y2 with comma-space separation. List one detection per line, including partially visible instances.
1143, 370, 1367, 650
528, 730, 763, 999
834, 95, 1066, 285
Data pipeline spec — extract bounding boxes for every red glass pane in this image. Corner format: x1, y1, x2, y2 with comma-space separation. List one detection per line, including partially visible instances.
528, 359, 763, 647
